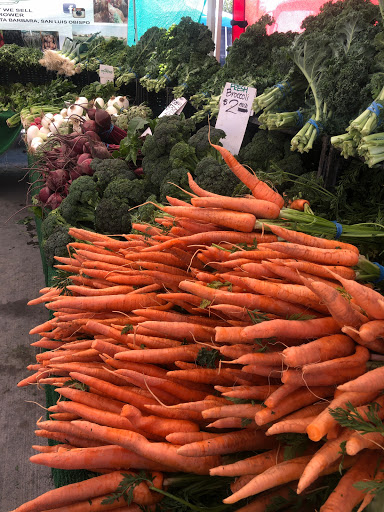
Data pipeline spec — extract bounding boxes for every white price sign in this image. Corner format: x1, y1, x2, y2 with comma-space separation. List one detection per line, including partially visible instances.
99, 64, 114, 85
215, 83, 257, 155
158, 97, 188, 118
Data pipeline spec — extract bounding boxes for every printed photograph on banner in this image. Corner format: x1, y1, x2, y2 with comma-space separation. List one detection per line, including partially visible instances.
0, 30, 3, 47
93, 0, 127, 23
41, 31, 59, 50
73, 23, 126, 40
21, 30, 41, 48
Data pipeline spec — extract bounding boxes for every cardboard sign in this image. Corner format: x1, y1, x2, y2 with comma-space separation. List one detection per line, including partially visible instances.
99, 64, 114, 84
215, 82, 257, 155
158, 97, 188, 118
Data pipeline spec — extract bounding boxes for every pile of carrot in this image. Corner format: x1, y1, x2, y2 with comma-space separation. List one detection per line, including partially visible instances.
11, 145, 384, 512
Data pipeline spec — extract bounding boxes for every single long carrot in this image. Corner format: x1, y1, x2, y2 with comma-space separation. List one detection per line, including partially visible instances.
240, 317, 341, 341
358, 319, 384, 342
10, 470, 156, 512
266, 415, 317, 436
121, 404, 200, 437
217, 385, 280, 400
114, 345, 200, 364
301, 275, 368, 328
46, 293, 162, 313
254, 387, 334, 426
337, 366, 384, 393
346, 431, 384, 455
56, 387, 125, 415
263, 384, 299, 409
191, 196, 280, 219
297, 429, 353, 494
265, 223, 359, 254
71, 420, 221, 474
282, 334, 355, 367
282, 260, 356, 280
166, 431, 222, 445
222, 454, 314, 504
210, 144, 284, 208
210, 447, 285, 477
259, 242, 359, 266
201, 403, 264, 420
178, 279, 317, 318
281, 364, 367, 387
186, 172, 219, 197
177, 429, 275, 457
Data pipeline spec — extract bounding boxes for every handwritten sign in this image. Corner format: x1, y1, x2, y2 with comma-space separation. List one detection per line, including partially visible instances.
99, 64, 114, 85
158, 97, 188, 118
215, 83, 257, 155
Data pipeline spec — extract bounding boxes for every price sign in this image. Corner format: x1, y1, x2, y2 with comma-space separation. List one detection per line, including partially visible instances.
215, 83, 257, 155
158, 97, 188, 118
99, 65, 114, 85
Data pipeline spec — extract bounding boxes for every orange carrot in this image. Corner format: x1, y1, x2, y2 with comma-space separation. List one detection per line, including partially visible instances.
216, 385, 280, 400
254, 387, 334, 426
177, 429, 275, 457
282, 334, 355, 367
289, 198, 310, 210
240, 317, 341, 341
265, 223, 359, 254
201, 403, 264, 420
319, 450, 379, 512
337, 366, 384, 393
10, 470, 157, 512
210, 447, 285, 477
114, 345, 200, 364
46, 293, 162, 313
71, 420, 220, 474
210, 144, 284, 208
281, 364, 367, 387
346, 431, 384, 455
259, 242, 359, 266
187, 172, 218, 197
56, 387, 125, 415
191, 196, 280, 219
263, 384, 299, 409
297, 429, 353, 493
166, 431, 222, 444
282, 260, 356, 280
306, 391, 378, 442
266, 416, 317, 436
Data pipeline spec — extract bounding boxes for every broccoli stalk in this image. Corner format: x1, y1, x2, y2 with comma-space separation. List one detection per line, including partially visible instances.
252, 78, 306, 115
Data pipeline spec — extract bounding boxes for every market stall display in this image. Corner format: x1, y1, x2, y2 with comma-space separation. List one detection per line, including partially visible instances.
3, 1, 384, 510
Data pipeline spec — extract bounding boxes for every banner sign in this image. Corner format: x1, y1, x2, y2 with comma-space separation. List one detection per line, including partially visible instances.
0, 0, 128, 48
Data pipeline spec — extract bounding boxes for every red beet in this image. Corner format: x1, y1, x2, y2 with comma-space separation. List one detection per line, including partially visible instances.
94, 109, 111, 132
78, 158, 93, 176
46, 169, 69, 191
88, 109, 96, 120
82, 120, 98, 134
83, 131, 101, 142
38, 185, 53, 205
77, 153, 92, 164
89, 142, 111, 160
45, 192, 63, 210
70, 168, 82, 181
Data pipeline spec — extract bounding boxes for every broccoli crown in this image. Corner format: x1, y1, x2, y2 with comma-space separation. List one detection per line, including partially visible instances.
142, 155, 172, 195
58, 176, 100, 226
169, 142, 198, 173
43, 226, 73, 267
103, 177, 149, 207
238, 130, 288, 172
92, 158, 136, 193
94, 197, 132, 235
41, 209, 69, 240
159, 167, 191, 204
141, 115, 196, 159
194, 157, 241, 196
133, 194, 162, 225
188, 125, 226, 160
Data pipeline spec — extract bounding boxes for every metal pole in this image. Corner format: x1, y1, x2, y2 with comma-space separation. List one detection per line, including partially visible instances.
133, 0, 138, 44
215, 0, 223, 63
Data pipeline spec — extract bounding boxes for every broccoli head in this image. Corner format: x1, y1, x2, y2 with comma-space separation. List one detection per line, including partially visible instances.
103, 177, 149, 207
142, 155, 172, 196
132, 194, 163, 225
169, 142, 198, 173
41, 209, 69, 240
92, 158, 136, 194
94, 197, 132, 235
43, 225, 74, 267
159, 167, 192, 203
194, 157, 241, 196
58, 176, 100, 226
141, 115, 196, 159
188, 125, 226, 160
238, 130, 288, 172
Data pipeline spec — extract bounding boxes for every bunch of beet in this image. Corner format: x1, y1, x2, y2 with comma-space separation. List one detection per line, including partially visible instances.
35, 130, 112, 210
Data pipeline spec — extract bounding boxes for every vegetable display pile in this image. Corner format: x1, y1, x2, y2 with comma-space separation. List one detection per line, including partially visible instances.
13, 145, 384, 512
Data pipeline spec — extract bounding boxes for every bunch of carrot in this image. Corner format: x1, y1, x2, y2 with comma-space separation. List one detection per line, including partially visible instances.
12, 144, 384, 512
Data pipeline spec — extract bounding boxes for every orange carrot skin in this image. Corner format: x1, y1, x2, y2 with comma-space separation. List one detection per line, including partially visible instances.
211, 144, 284, 208
260, 242, 359, 266
210, 447, 285, 477
281, 364, 367, 386
282, 334, 355, 367
241, 317, 341, 341
191, 196, 281, 219
265, 223, 359, 254
319, 450, 380, 512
